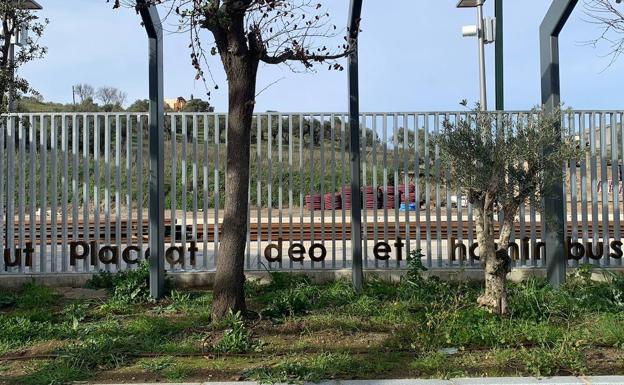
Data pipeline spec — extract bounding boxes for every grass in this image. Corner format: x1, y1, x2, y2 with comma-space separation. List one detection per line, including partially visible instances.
2, 259, 624, 384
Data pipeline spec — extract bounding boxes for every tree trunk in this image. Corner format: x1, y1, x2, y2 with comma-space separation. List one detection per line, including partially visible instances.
475, 201, 511, 315
211, 54, 258, 321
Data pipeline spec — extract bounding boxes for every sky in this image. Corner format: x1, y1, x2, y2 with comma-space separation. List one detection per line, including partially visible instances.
18, 0, 624, 113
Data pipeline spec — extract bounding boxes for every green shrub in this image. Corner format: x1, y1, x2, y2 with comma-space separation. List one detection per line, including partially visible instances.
85, 261, 172, 304
212, 310, 261, 353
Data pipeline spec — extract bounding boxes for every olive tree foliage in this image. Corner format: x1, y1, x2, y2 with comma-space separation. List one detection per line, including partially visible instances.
111, 0, 353, 320
435, 107, 578, 315
0, 1, 47, 114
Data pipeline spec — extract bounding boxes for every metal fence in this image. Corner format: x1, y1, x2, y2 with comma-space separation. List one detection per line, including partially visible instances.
0, 111, 622, 274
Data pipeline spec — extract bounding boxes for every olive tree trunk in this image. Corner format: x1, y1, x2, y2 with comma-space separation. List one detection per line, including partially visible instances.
211, 53, 259, 321
475, 197, 512, 315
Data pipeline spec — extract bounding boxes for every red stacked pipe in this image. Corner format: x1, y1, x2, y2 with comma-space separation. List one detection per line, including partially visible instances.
305, 194, 322, 211
341, 186, 352, 210
323, 193, 342, 210
400, 192, 419, 204
362, 186, 378, 209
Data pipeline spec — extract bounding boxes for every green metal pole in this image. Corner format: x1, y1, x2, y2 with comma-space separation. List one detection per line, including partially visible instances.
495, 0, 504, 111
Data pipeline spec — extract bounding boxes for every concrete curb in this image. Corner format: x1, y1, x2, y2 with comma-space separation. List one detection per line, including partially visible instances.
2, 266, 618, 289
96, 377, 624, 385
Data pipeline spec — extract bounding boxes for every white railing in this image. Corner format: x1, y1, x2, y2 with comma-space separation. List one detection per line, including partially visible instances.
0, 111, 622, 274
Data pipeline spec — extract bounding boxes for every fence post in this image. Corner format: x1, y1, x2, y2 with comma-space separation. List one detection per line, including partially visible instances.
540, 0, 578, 287
138, 0, 165, 299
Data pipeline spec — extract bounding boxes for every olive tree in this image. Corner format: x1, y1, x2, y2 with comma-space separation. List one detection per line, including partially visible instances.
436, 107, 577, 315
113, 0, 351, 320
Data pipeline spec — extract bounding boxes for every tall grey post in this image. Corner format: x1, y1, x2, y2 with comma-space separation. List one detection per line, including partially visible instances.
348, 0, 363, 292
539, 0, 577, 287
138, 0, 165, 299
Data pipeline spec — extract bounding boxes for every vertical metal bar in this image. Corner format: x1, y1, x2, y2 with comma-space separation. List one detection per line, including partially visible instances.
340, 114, 347, 268
61, 116, 68, 271
104, 115, 111, 270
393, 114, 400, 268
29, 116, 36, 272
7, 116, 16, 271
18, 117, 25, 272
278, 115, 283, 269
182, 115, 188, 269
256, 115, 262, 269
320, 114, 326, 269
39, 115, 47, 272
94, 116, 101, 272
192, 116, 199, 269
590, 113, 599, 265
115, 115, 122, 271
569, 112, 578, 265
137, 115, 144, 258
612, 112, 621, 266
415, 114, 421, 254
0, 117, 4, 272
600, 113, 610, 265
434, 114, 442, 267
288, 115, 294, 270
403, 113, 410, 263
214, 114, 220, 265
72, 115, 79, 271
360, 114, 368, 268
267, 114, 273, 269
83, 116, 90, 272
382, 114, 389, 268
309, 115, 315, 269
246, 142, 251, 270
203, 115, 209, 269
299, 115, 305, 268
372, 114, 379, 269
171, 115, 177, 269
127, 116, 133, 266
330, 114, 342, 269
580, 113, 589, 265
424, 114, 432, 267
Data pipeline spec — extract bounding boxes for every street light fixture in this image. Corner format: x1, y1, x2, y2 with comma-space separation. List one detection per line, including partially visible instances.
457, 0, 495, 111
13, 1, 43, 10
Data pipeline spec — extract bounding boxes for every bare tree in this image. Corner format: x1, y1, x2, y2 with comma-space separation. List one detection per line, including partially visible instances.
0, 1, 47, 113
113, 0, 351, 320
584, 0, 624, 66
96, 86, 127, 106
74, 83, 95, 103
436, 108, 578, 315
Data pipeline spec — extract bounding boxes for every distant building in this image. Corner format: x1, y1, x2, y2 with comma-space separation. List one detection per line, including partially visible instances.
164, 97, 187, 111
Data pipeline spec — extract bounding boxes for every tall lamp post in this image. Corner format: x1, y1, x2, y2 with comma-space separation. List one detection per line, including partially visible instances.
540, 0, 578, 287
457, 0, 495, 111
137, 0, 165, 299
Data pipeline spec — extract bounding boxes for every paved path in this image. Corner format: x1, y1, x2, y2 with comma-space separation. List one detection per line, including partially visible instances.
98, 377, 624, 385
